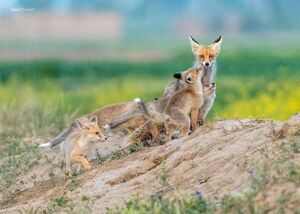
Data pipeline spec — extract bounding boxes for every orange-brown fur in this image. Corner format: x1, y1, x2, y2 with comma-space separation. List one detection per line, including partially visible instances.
63, 117, 105, 173
47, 102, 142, 148
164, 67, 204, 141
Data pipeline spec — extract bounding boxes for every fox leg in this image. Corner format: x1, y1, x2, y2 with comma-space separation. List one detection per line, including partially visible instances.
180, 124, 190, 138
197, 109, 205, 126
179, 114, 191, 138
65, 154, 72, 174
165, 121, 176, 142
190, 108, 199, 132
148, 121, 160, 142
198, 92, 216, 125
71, 155, 92, 171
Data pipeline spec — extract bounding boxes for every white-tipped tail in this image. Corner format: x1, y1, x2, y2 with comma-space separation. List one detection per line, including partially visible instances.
103, 124, 111, 131
39, 142, 51, 148
134, 97, 151, 117
134, 98, 142, 104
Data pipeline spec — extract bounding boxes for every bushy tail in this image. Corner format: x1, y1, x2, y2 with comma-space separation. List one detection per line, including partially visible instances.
134, 98, 163, 122
106, 107, 141, 130
134, 98, 150, 117
39, 125, 74, 148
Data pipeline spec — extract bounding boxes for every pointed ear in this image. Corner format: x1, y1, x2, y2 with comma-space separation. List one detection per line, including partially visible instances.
210, 35, 222, 56
90, 116, 98, 124
189, 35, 202, 55
76, 119, 84, 130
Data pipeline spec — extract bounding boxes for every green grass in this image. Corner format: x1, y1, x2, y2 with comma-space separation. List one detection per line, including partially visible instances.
0, 48, 299, 119
0, 46, 298, 212
0, 47, 299, 200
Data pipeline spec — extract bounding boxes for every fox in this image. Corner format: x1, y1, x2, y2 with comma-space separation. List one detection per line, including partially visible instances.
104, 67, 202, 143
39, 117, 105, 173
136, 67, 205, 141
130, 82, 216, 144
41, 102, 142, 149
164, 35, 222, 124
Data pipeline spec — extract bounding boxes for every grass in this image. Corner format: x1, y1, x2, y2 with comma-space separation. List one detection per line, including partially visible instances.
0, 103, 74, 192
0, 48, 299, 119
0, 45, 299, 211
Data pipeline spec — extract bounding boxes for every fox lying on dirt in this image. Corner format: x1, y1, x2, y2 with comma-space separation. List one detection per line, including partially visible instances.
164, 35, 222, 124
39, 117, 105, 173
135, 67, 205, 141
40, 102, 142, 149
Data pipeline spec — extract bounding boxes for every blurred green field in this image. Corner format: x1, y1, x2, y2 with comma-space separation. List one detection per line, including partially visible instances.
0, 47, 299, 122
0, 44, 300, 200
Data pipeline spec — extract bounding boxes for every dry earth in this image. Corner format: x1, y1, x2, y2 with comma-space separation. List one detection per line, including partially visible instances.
1, 113, 300, 213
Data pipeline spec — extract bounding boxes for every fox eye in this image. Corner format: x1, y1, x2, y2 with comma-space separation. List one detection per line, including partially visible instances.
186, 77, 192, 82
209, 54, 214, 58
95, 132, 99, 135
199, 55, 204, 59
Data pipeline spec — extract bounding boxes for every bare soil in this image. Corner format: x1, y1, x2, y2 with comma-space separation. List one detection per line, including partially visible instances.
1, 113, 300, 213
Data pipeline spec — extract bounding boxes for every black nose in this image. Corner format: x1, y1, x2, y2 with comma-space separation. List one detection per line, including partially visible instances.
173, 73, 182, 79
205, 62, 210, 66
212, 82, 215, 86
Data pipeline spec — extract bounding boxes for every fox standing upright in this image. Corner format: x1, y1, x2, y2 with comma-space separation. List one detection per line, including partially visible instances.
137, 67, 205, 141
164, 35, 222, 124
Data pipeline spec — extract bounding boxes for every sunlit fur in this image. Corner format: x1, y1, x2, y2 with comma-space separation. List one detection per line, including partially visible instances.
189, 35, 222, 123
136, 67, 205, 142
62, 117, 105, 173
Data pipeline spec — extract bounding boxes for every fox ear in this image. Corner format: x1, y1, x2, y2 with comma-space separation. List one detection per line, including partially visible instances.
210, 35, 222, 56
76, 119, 84, 130
189, 35, 202, 55
90, 116, 98, 124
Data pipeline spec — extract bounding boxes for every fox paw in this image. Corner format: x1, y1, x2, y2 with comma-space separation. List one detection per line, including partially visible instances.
197, 119, 204, 126
84, 164, 92, 171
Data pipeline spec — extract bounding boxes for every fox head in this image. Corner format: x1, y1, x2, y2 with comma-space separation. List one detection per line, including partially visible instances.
189, 35, 222, 68
173, 67, 204, 86
76, 117, 106, 141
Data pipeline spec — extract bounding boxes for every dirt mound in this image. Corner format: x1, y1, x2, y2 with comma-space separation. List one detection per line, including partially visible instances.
1, 114, 300, 213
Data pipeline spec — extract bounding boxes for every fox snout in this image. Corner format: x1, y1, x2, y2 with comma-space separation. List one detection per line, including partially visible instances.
173, 73, 182, 80
102, 137, 108, 141
203, 61, 211, 67
99, 135, 107, 141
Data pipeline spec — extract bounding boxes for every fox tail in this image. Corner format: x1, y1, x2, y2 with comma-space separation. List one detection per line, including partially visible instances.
134, 98, 163, 123
39, 125, 75, 148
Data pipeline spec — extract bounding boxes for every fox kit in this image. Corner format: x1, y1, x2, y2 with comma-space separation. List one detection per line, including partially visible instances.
40, 117, 105, 173
105, 69, 199, 144
164, 35, 222, 124
137, 67, 205, 141
106, 67, 206, 144
44, 102, 140, 149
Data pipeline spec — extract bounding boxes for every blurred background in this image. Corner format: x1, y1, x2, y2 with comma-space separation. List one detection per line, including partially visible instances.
0, 0, 300, 121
